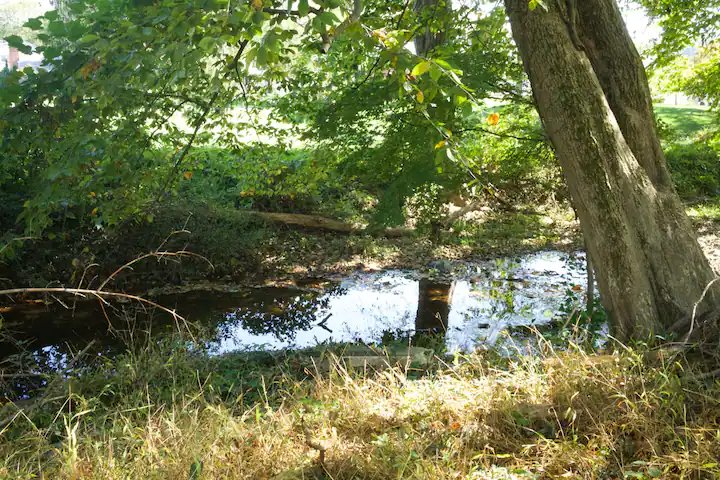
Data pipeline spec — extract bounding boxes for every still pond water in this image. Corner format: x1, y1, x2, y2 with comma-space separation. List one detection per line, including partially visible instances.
1, 251, 588, 376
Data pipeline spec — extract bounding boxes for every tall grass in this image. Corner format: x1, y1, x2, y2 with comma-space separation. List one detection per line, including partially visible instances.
0, 335, 718, 479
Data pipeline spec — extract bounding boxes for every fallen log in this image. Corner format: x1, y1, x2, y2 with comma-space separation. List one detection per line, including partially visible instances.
247, 211, 413, 237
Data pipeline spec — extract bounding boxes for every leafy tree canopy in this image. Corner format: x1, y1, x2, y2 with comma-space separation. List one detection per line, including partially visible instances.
0, 0, 545, 237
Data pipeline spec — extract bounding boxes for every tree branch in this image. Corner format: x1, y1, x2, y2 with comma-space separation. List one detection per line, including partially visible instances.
455, 125, 546, 142
263, 6, 322, 16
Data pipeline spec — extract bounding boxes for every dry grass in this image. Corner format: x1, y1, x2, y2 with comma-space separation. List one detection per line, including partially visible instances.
0, 341, 719, 479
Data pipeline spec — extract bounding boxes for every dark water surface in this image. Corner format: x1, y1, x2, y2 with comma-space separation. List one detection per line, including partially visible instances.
1, 250, 588, 393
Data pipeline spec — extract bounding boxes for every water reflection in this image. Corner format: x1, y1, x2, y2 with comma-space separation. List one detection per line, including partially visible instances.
413, 279, 454, 346
207, 250, 588, 352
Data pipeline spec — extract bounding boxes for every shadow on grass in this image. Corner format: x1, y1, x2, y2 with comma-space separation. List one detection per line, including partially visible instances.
655, 105, 714, 138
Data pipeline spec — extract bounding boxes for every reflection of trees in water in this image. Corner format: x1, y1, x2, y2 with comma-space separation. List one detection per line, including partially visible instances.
227, 286, 346, 341
413, 278, 454, 347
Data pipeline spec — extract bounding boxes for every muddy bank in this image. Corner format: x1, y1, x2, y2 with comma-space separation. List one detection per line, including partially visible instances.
1, 204, 582, 297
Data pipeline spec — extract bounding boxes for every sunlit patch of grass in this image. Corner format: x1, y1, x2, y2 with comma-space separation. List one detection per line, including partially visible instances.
687, 199, 720, 221
450, 207, 579, 254
1, 338, 718, 479
655, 104, 714, 139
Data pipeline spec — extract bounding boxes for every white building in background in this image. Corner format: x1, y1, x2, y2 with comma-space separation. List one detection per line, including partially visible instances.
661, 92, 704, 107
0, 40, 44, 70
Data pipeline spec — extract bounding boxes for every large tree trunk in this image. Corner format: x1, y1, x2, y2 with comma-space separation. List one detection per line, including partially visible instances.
575, 0, 672, 188
503, 0, 720, 341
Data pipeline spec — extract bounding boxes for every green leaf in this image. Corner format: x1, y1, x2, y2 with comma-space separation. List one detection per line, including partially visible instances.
647, 467, 663, 478
199, 37, 216, 52
4, 35, 32, 55
315, 12, 340, 28
429, 65, 441, 82
623, 472, 645, 479
528, 0, 547, 11
411, 61, 431, 77
24, 18, 43, 30
298, 0, 310, 16
188, 458, 203, 480
79, 34, 100, 44
433, 58, 452, 69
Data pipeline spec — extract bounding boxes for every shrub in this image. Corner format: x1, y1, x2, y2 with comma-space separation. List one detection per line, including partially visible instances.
665, 141, 720, 198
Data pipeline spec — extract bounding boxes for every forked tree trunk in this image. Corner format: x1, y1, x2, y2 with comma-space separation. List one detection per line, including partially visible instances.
503, 0, 720, 341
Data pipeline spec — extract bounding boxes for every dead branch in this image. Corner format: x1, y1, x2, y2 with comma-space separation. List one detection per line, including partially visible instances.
97, 250, 213, 292
0, 288, 186, 325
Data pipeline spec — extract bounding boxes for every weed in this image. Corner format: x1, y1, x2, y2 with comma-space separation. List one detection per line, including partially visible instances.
0, 333, 718, 479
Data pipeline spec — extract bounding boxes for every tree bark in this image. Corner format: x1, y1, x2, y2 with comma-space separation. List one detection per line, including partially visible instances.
413, 0, 449, 56
574, 0, 671, 188
502, 0, 720, 341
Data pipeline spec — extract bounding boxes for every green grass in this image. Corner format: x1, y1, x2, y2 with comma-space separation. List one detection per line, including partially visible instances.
687, 198, 720, 221
450, 207, 580, 254
1, 335, 719, 479
654, 104, 715, 139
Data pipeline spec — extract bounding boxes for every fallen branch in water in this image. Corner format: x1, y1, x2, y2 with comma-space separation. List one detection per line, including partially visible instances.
0, 287, 189, 334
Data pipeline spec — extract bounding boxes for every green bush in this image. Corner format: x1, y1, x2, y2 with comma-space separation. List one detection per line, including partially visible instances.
665, 142, 720, 198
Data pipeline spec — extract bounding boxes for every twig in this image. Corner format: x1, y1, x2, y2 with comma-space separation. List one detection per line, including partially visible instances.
686, 368, 720, 382
97, 250, 213, 292
0, 373, 47, 378
351, 0, 411, 91
263, 6, 322, 16
682, 277, 720, 344
0, 236, 35, 256
454, 125, 546, 142
155, 89, 221, 203
0, 288, 186, 326
0, 340, 97, 431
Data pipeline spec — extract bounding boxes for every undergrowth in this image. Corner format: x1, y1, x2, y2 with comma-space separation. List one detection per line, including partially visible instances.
0, 336, 719, 479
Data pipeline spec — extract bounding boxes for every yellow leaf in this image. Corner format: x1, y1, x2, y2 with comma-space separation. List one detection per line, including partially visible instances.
434, 140, 446, 150
372, 29, 387, 41
487, 112, 500, 126
251, 0, 263, 11
416, 90, 424, 103
411, 61, 431, 77
91, 207, 99, 216
88, 191, 96, 198
183, 171, 194, 180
